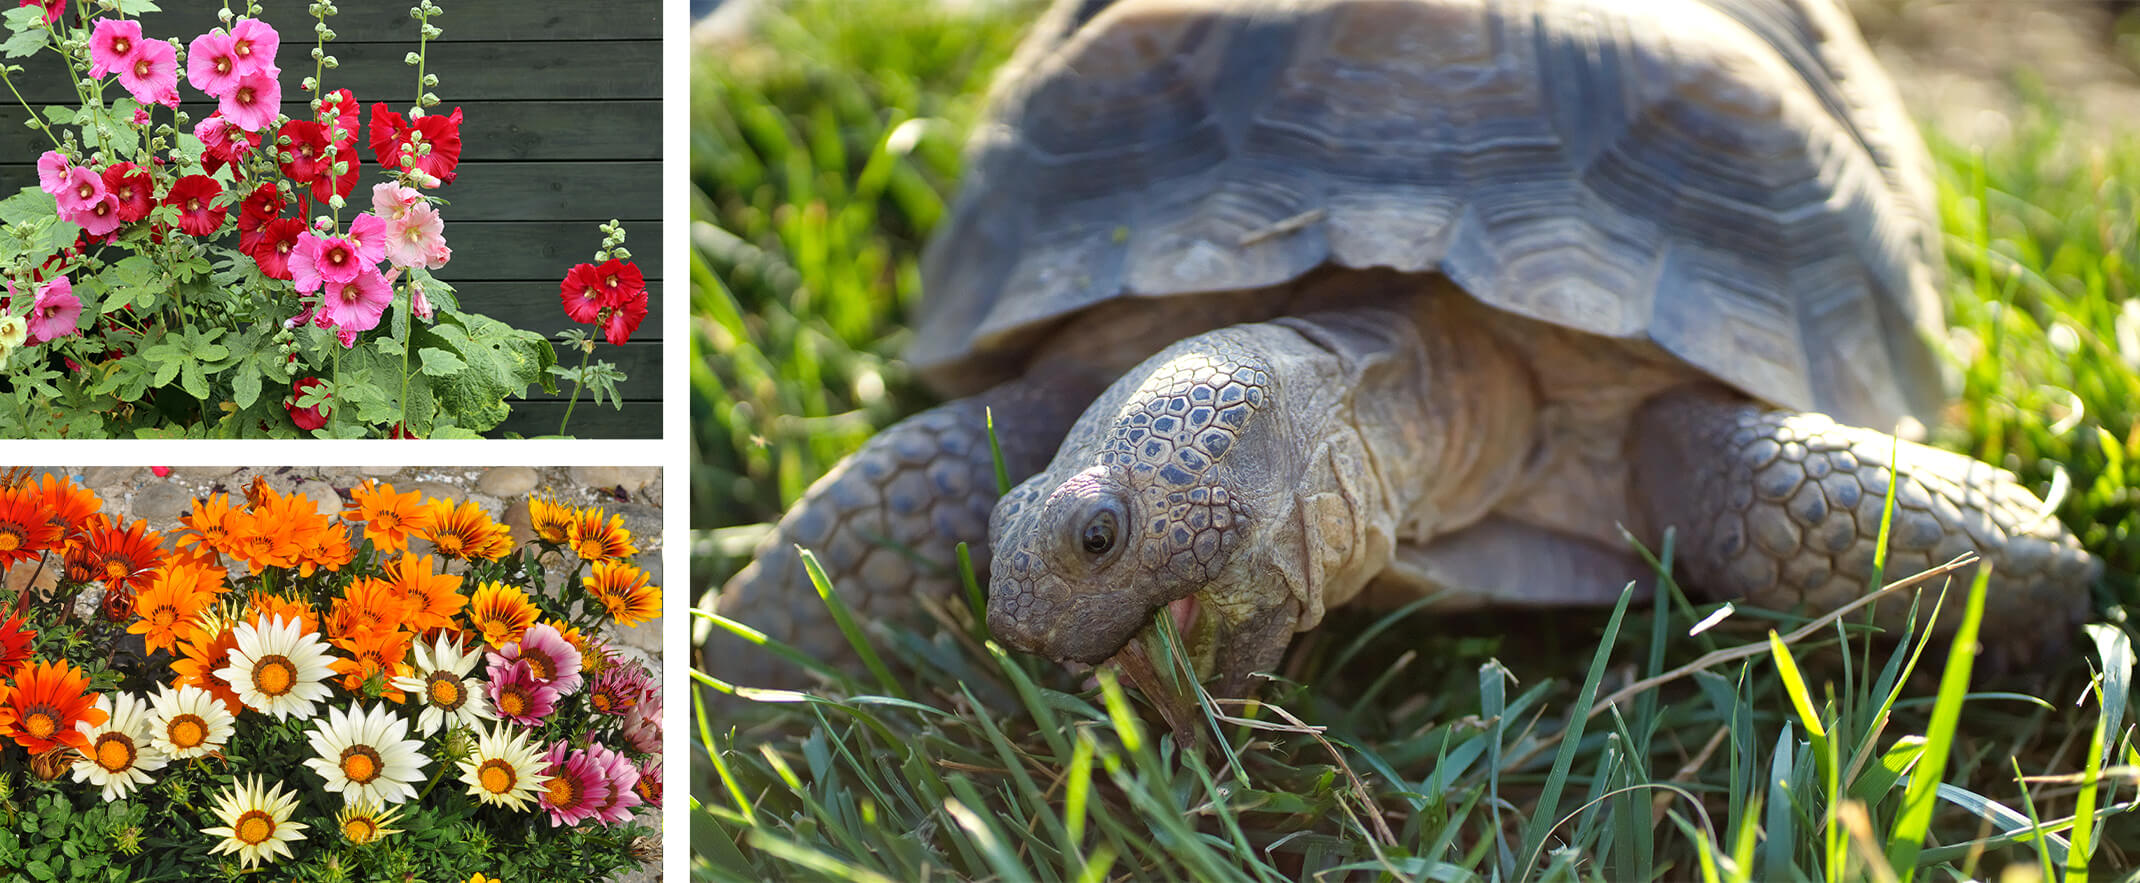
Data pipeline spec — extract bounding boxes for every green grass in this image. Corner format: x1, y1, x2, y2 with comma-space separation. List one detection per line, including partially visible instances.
691, 2, 2140, 879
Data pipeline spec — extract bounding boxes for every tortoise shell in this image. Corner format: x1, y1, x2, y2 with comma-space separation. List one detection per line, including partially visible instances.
913, 0, 1944, 432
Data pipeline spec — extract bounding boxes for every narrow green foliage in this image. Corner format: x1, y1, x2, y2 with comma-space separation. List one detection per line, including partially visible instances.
1886, 564, 1991, 877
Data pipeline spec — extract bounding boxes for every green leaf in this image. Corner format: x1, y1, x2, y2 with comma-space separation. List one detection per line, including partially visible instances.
417, 347, 467, 376
409, 311, 557, 431
1, 7, 47, 59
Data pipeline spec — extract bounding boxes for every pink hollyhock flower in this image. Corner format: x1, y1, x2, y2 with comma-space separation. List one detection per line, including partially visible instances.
227, 18, 279, 77
17, 0, 62, 25
382, 202, 450, 270
289, 231, 371, 291
618, 688, 660, 755
194, 113, 260, 175
87, 19, 143, 79
70, 194, 124, 237
369, 181, 422, 221
487, 660, 562, 728
52, 167, 104, 214
186, 31, 241, 98
218, 69, 280, 133
486, 623, 584, 697
25, 277, 81, 344
368, 104, 464, 186
244, 218, 306, 280
118, 39, 179, 108
345, 212, 388, 264
317, 266, 392, 338
163, 175, 227, 237
36, 152, 70, 193
581, 742, 642, 826
536, 742, 612, 828
286, 376, 330, 431
101, 163, 152, 224
602, 294, 649, 346
408, 280, 434, 321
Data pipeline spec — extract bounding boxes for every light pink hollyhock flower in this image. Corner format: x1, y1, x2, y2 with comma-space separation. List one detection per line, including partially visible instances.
317, 265, 392, 336
369, 181, 423, 222
36, 152, 70, 193
409, 280, 434, 320
536, 742, 612, 828
383, 203, 450, 270
345, 212, 389, 265
186, 31, 241, 98
52, 167, 104, 214
581, 742, 642, 826
217, 69, 280, 133
118, 39, 179, 108
25, 277, 81, 344
227, 18, 279, 77
485, 623, 584, 697
87, 18, 143, 79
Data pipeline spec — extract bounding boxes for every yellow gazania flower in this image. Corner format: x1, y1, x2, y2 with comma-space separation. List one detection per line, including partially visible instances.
564, 508, 635, 563
201, 775, 309, 869
467, 875, 500, 883
584, 560, 659, 628
336, 797, 405, 844
466, 582, 540, 649
419, 499, 514, 562
527, 493, 574, 546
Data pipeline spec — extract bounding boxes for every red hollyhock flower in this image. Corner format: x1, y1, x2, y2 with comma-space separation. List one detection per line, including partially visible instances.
276, 120, 361, 207
368, 103, 464, 186
287, 376, 331, 431
163, 175, 227, 237
100, 162, 152, 224
603, 292, 649, 346
237, 182, 284, 234
243, 218, 306, 280
558, 263, 606, 324
321, 88, 361, 150
17, 1, 63, 25
196, 113, 263, 176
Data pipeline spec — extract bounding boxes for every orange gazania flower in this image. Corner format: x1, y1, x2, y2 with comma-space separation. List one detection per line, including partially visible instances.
331, 627, 414, 703
344, 481, 432, 553
175, 493, 240, 556
584, 561, 659, 628
162, 544, 231, 594
128, 562, 218, 655
171, 619, 246, 715
0, 484, 61, 568
248, 592, 320, 636
419, 500, 513, 562
0, 614, 34, 682
465, 582, 539, 649
83, 517, 165, 595
386, 555, 466, 633
328, 578, 417, 642
34, 473, 100, 541
527, 494, 573, 546
224, 504, 303, 571
565, 509, 635, 563
294, 519, 356, 577
0, 659, 106, 754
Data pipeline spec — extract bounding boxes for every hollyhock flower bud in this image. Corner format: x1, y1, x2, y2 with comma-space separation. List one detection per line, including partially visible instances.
409, 282, 434, 320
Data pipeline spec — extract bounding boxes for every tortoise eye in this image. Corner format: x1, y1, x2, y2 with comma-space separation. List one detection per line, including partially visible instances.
1079, 508, 1118, 556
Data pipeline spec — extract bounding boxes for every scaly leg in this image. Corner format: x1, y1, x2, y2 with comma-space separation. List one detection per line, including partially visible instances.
1630, 387, 2097, 661
707, 375, 1098, 690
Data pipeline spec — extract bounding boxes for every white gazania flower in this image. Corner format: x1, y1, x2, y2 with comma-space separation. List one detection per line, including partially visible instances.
302, 702, 429, 806
145, 683, 236, 760
335, 796, 405, 845
202, 774, 309, 869
70, 692, 171, 801
213, 614, 336, 720
389, 631, 496, 736
457, 721, 551, 811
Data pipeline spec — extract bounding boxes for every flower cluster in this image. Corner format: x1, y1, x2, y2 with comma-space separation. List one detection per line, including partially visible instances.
0, 470, 661, 876
559, 258, 649, 348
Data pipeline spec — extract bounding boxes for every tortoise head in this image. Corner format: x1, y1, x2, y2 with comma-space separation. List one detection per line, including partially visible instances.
987, 327, 1310, 700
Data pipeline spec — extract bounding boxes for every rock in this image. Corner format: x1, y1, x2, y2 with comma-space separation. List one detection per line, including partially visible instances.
569, 467, 660, 494
501, 499, 537, 547
131, 482, 196, 526
480, 467, 541, 498
407, 481, 466, 505
290, 480, 344, 517
358, 466, 403, 477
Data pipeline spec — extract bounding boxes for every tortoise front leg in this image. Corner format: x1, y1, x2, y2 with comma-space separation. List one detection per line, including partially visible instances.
707, 375, 1099, 690
1630, 387, 2098, 661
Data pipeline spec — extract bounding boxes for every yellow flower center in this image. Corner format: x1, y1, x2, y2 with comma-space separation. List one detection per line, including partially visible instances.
497, 687, 528, 718
0, 530, 21, 552
112, 37, 130, 54
478, 760, 515, 795
235, 810, 273, 845
572, 538, 601, 560
94, 733, 135, 772
543, 775, 578, 808
215, 57, 232, 75
434, 534, 465, 556
375, 512, 400, 531
425, 674, 463, 710
103, 560, 130, 581
252, 655, 296, 697
340, 745, 382, 784
591, 693, 612, 713
167, 715, 206, 750
342, 816, 378, 843
24, 710, 56, 739
150, 606, 177, 630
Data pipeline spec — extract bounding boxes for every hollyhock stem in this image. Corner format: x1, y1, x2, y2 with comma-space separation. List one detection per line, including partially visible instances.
330, 346, 342, 435
557, 339, 593, 436
0, 67, 60, 151
399, 284, 413, 432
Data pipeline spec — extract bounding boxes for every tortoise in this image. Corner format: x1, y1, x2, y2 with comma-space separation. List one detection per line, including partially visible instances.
711, 0, 2100, 702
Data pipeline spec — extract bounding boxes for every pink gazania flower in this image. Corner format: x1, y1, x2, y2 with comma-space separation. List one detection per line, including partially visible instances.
485, 660, 561, 728
618, 688, 660, 755
603, 293, 649, 346
226, 18, 279, 77
36, 152, 70, 193
584, 663, 649, 717
25, 277, 81, 344
186, 32, 242, 98
218, 70, 280, 133
535, 742, 612, 828
52, 167, 104, 215
632, 758, 661, 810
118, 39, 179, 109
286, 376, 330, 431
87, 19, 143, 79
163, 176, 227, 237
244, 218, 306, 280
382, 203, 450, 270
101, 163, 152, 224
581, 742, 642, 826
485, 624, 583, 697
317, 267, 393, 340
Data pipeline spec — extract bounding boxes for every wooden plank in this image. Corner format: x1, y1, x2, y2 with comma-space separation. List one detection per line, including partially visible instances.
430, 221, 664, 281
0, 101, 659, 163
453, 281, 665, 338
39, 0, 659, 44
518, 340, 662, 400
494, 400, 662, 439
4, 41, 660, 104
434, 162, 659, 223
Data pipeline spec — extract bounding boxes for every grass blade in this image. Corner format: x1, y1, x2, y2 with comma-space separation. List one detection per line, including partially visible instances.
1885, 563, 1992, 878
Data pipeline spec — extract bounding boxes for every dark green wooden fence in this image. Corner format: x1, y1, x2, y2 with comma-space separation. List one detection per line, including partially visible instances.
0, 0, 663, 438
